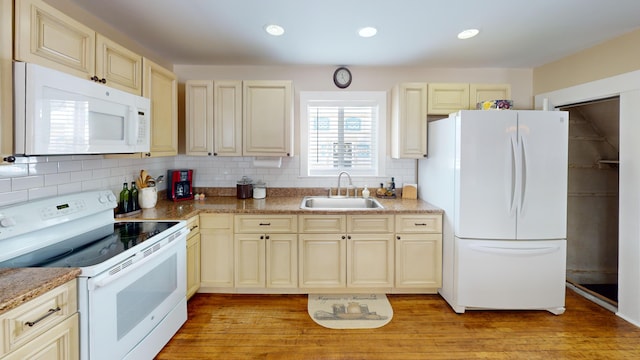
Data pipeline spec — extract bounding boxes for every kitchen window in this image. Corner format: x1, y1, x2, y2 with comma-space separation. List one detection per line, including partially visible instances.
299, 91, 386, 177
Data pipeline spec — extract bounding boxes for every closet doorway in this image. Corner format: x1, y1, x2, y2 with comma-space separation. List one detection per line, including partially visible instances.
560, 97, 619, 311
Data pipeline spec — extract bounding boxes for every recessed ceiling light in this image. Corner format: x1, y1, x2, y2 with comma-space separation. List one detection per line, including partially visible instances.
264, 24, 285, 36
358, 27, 377, 38
457, 28, 479, 40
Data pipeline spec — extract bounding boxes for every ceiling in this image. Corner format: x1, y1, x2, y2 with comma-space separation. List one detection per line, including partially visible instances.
70, 0, 640, 68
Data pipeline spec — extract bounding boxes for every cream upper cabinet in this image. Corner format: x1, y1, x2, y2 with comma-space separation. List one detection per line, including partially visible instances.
186, 215, 201, 300
15, 0, 142, 95
185, 80, 214, 156
470, 83, 512, 106
144, 58, 178, 157
391, 83, 428, 159
95, 34, 142, 95
234, 215, 298, 289
0, 0, 13, 164
214, 81, 243, 156
394, 214, 443, 292
0, 279, 79, 359
427, 83, 511, 115
200, 214, 234, 290
242, 80, 293, 157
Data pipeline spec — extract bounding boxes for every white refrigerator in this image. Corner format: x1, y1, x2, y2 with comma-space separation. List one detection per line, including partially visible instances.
419, 110, 568, 315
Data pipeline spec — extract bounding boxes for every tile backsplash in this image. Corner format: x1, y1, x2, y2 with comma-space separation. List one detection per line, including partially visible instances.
0, 154, 417, 207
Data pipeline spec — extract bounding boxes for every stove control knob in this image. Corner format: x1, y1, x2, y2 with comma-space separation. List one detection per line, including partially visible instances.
0, 217, 16, 228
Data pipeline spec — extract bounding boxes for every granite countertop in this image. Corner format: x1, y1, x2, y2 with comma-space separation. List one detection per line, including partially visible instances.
0, 191, 442, 314
122, 195, 443, 221
0, 268, 81, 315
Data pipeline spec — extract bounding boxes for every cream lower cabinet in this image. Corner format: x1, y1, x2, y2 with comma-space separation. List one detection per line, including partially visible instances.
395, 214, 443, 293
234, 215, 298, 290
185, 215, 201, 299
427, 83, 511, 115
0, 279, 79, 360
199, 214, 234, 291
299, 215, 394, 290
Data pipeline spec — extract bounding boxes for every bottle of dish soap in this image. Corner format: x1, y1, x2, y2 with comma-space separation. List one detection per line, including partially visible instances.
362, 186, 370, 199
376, 183, 386, 197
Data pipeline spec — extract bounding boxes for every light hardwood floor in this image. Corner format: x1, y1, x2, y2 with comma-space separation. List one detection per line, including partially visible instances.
156, 289, 640, 360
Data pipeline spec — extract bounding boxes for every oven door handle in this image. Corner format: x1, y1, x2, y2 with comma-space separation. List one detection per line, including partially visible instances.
89, 235, 185, 290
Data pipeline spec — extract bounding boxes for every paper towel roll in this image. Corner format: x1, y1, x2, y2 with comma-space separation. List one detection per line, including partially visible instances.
253, 157, 282, 168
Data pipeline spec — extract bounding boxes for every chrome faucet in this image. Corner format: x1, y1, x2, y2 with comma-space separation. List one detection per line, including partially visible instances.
334, 171, 353, 197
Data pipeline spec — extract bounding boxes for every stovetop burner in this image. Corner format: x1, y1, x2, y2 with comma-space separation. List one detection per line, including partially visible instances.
0, 221, 179, 268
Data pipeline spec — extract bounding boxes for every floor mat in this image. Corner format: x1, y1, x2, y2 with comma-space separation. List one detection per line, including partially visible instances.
308, 294, 393, 329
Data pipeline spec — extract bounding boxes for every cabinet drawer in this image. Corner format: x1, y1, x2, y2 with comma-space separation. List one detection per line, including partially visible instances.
396, 214, 442, 233
186, 215, 200, 236
0, 279, 77, 356
347, 215, 394, 233
235, 215, 297, 233
200, 213, 233, 229
298, 215, 345, 233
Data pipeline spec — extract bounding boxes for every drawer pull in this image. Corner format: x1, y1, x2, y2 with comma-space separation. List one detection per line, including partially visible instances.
189, 225, 199, 231
25, 307, 61, 327
414, 223, 428, 226
259, 223, 271, 226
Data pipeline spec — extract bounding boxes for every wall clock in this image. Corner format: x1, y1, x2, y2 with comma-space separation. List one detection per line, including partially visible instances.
333, 67, 352, 89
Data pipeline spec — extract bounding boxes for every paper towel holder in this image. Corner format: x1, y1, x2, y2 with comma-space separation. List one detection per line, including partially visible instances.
253, 157, 282, 168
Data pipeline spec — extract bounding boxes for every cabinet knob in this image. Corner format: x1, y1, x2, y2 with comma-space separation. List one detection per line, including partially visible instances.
145, 153, 151, 157
265, 235, 270, 240
260, 235, 264, 240
396, 236, 401, 240
341, 235, 346, 240
2, 155, 15, 163
213, 152, 218, 156
347, 235, 351, 240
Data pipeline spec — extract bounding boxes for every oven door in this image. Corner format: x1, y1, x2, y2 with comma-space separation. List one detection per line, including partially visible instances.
85, 235, 186, 360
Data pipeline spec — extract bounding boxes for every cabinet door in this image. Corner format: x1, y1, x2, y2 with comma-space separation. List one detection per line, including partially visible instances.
214, 80, 243, 156
95, 34, 142, 95
0, 0, 12, 164
266, 234, 298, 288
427, 83, 469, 115
242, 80, 293, 156
143, 58, 178, 157
235, 234, 266, 288
15, 0, 95, 78
347, 234, 394, 287
470, 83, 511, 106
395, 233, 442, 289
200, 214, 234, 289
3, 313, 79, 360
186, 232, 201, 299
299, 234, 346, 288
185, 80, 214, 156
391, 83, 427, 159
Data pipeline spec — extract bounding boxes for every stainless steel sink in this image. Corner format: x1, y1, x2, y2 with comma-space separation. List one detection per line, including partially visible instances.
300, 196, 384, 210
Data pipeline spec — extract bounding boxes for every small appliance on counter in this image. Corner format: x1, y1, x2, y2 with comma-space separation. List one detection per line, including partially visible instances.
237, 176, 253, 199
253, 180, 267, 199
167, 169, 194, 201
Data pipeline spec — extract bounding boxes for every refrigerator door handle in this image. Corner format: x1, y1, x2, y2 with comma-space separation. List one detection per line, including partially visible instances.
508, 136, 517, 215
520, 135, 528, 213
469, 244, 561, 256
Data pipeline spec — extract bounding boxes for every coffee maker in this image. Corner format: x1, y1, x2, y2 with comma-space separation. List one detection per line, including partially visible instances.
167, 169, 194, 201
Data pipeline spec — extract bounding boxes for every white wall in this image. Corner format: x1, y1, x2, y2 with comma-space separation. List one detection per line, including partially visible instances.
536, 70, 640, 327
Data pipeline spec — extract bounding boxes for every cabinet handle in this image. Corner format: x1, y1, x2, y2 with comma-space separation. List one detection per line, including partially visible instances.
144, 153, 151, 157
189, 225, 199, 231
347, 235, 351, 240
397, 236, 401, 240
213, 152, 218, 156
259, 223, 271, 226
341, 235, 346, 240
414, 223, 427, 226
260, 235, 264, 239
3, 156, 15, 163
100, 78, 107, 84
265, 235, 270, 240
25, 307, 61, 327
90, 75, 98, 81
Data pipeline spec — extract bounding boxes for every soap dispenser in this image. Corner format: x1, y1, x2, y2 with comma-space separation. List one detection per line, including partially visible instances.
362, 186, 370, 199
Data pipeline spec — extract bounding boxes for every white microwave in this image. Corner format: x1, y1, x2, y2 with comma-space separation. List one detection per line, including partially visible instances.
13, 62, 150, 155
